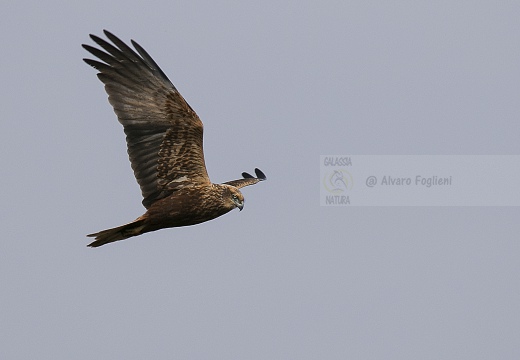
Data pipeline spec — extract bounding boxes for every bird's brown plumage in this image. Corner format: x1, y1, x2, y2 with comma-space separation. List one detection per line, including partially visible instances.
83, 30, 266, 247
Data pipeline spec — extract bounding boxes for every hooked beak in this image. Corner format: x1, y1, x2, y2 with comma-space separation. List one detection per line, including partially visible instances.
232, 195, 244, 211
234, 198, 244, 211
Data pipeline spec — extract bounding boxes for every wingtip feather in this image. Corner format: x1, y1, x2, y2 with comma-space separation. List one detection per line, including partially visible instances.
254, 168, 266, 180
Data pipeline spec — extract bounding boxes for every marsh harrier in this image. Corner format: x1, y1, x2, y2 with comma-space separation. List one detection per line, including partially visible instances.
83, 31, 266, 247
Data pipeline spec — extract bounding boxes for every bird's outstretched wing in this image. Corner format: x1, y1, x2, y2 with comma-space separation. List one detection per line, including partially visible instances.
224, 168, 266, 189
83, 30, 210, 208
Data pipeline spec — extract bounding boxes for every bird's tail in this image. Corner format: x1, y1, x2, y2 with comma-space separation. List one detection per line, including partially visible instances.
87, 217, 147, 247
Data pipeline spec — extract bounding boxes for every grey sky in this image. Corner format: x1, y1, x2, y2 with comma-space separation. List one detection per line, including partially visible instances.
2, 1, 520, 359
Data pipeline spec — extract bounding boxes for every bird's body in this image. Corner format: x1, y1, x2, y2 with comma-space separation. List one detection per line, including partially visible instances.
145, 184, 244, 229
83, 31, 265, 247
87, 184, 244, 247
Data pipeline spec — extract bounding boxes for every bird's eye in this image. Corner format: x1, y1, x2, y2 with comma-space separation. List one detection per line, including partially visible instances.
232, 195, 238, 201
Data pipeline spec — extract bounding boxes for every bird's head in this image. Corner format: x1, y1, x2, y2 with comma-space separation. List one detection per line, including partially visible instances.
222, 185, 244, 211
231, 188, 245, 211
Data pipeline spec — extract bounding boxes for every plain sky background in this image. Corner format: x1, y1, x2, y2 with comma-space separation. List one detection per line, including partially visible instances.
2, 1, 520, 359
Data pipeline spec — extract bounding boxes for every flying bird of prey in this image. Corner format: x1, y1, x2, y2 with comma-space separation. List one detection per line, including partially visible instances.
83, 30, 266, 247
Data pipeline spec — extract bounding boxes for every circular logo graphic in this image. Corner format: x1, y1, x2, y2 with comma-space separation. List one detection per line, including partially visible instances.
322, 169, 353, 194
